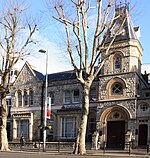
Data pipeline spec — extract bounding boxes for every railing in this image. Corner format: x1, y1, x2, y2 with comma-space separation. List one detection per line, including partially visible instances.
102, 141, 150, 155
9, 141, 75, 152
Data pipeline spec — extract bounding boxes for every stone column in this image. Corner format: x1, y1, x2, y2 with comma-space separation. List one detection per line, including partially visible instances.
29, 113, 33, 141
12, 118, 17, 140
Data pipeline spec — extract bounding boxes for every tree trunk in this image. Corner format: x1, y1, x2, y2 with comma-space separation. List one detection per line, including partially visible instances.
74, 82, 91, 155
0, 92, 10, 151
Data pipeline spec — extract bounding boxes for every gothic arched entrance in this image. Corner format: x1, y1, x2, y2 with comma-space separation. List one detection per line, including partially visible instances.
99, 105, 130, 149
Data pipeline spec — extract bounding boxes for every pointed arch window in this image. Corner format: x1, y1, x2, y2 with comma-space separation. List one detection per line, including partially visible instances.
18, 91, 22, 107
24, 90, 28, 106
114, 56, 121, 70
29, 90, 34, 106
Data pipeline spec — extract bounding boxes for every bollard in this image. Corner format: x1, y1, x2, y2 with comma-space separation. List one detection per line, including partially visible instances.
147, 145, 149, 153
58, 140, 60, 152
103, 141, 106, 154
129, 141, 131, 155
38, 141, 41, 152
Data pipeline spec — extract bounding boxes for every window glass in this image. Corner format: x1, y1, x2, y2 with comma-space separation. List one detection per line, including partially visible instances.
140, 104, 148, 111
64, 91, 71, 104
112, 82, 123, 94
90, 88, 96, 101
17, 120, 29, 138
29, 90, 34, 106
6, 99, 11, 118
50, 93, 54, 105
11, 71, 13, 76
24, 91, 28, 106
62, 117, 76, 138
18, 91, 22, 107
73, 90, 79, 103
114, 56, 121, 70
88, 117, 96, 133
14, 70, 18, 76
145, 92, 150, 97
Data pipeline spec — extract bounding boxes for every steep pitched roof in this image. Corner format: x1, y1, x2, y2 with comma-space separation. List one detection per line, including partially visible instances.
13, 61, 44, 85
104, 5, 141, 43
33, 69, 45, 81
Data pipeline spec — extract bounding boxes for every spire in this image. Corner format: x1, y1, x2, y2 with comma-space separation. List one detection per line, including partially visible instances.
103, 3, 140, 44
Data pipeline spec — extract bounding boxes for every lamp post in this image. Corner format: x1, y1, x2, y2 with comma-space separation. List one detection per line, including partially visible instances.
39, 49, 48, 152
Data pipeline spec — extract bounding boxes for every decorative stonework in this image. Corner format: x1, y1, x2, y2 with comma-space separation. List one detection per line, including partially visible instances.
97, 99, 136, 118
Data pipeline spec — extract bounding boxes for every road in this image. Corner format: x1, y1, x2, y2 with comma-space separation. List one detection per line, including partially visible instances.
0, 152, 149, 158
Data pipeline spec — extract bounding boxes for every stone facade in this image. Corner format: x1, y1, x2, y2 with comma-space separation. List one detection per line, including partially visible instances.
4, 5, 150, 151
10, 62, 44, 141
93, 6, 150, 150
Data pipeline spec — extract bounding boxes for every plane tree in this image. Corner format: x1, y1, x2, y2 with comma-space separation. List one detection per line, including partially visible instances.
0, 1, 38, 151
48, 0, 127, 155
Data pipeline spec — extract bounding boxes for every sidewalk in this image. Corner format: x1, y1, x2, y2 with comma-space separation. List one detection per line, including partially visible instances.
9, 146, 150, 157
87, 149, 150, 157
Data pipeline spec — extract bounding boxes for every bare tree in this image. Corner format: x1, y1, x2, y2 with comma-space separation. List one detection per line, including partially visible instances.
0, 0, 38, 151
49, 0, 127, 155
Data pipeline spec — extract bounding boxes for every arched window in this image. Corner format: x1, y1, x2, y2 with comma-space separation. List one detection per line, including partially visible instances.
24, 90, 28, 106
140, 104, 148, 111
111, 82, 123, 95
114, 56, 121, 70
18, 91, 22, 107
29, 90, 34, 106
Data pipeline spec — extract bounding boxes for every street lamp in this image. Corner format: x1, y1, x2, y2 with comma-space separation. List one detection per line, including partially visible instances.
39, 49, 48, 152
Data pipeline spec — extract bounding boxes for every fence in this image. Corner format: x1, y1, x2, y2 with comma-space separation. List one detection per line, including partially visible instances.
9, 141, 75, 152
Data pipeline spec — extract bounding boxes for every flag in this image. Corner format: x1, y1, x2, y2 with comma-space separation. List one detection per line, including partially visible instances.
47, 97, 51, 119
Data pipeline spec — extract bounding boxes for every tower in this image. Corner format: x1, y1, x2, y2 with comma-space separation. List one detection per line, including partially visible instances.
97, 4, 143, 149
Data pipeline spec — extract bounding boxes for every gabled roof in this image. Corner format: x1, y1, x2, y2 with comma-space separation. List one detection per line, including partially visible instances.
13, 61, 44, 85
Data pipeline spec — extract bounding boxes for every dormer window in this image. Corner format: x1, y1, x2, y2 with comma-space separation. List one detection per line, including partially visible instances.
114, 56, 121, 70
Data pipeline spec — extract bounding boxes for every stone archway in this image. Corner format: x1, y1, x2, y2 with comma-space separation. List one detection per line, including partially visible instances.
99, 105, 130, 149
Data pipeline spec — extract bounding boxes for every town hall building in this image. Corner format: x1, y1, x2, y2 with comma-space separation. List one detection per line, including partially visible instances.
2, 4, 150, 150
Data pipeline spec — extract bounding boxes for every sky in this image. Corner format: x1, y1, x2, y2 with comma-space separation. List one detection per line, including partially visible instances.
11, 0, 150, 74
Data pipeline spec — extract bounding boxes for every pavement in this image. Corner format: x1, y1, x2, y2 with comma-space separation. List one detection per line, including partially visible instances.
6, 146, 150, 157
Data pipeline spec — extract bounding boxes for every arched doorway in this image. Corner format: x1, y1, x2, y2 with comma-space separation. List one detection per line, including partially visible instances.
100, 105, 130, 149
107, 119, 125, 149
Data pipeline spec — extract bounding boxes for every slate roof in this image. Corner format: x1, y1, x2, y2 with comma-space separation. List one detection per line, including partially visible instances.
47, 70, 76, 81
34, 69, 45, 81
103, 5, 140, 44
